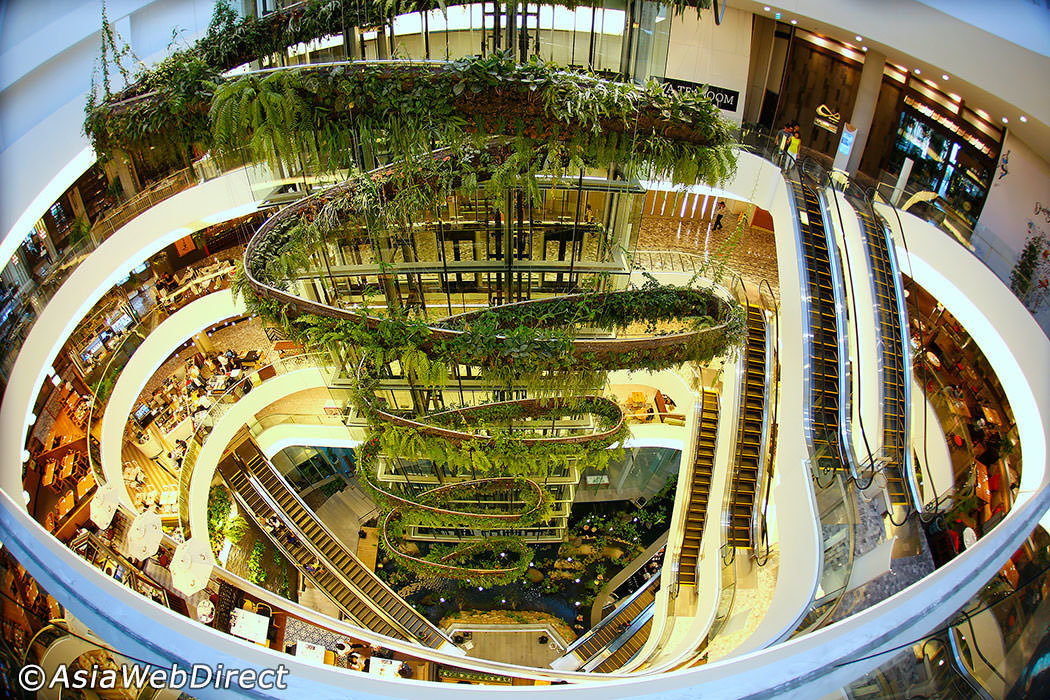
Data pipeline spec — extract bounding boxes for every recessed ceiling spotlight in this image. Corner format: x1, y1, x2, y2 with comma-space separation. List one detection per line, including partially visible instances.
914, 68, 921, 75
942, 74, 950, 81
1002, 117, 1009, 124
855, 35, 863, 41
790, 19, 797, 24
1020, 115, 1028, 123
862, 46, 868, 52
763, 5, 771, 10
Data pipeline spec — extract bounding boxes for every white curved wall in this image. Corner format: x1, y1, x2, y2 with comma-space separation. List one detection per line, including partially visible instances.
187, 367, 329, 541
728, 152, 822, 651
0, 167, 259, 498
100, 290, 246, 509
879, 203, 1050, 527
0, 0, 217, 265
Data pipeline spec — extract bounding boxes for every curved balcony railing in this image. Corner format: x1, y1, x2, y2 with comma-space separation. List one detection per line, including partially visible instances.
221, 436, 455, 648
177, 352, 326, 537
2, 100, 1047, 697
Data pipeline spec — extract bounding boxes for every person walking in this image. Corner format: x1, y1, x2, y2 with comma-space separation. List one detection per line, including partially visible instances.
713, 201, 727, 231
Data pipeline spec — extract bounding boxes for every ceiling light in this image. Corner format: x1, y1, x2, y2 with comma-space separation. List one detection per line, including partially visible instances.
855, 35, 863, 41
790, 19, 797, 24
942, 74, 950, 81
1002, 117, 1009, 124
862, 46, 868, 51
914, 68, 921, 75
1020, 115, 1028, 123
763, 5, 771, 10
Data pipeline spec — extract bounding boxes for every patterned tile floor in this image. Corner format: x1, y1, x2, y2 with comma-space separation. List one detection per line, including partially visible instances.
636, 214, 780, 301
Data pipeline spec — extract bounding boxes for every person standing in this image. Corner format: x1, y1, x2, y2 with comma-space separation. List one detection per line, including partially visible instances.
713, 201, 727, 231
787, 123, 801, 162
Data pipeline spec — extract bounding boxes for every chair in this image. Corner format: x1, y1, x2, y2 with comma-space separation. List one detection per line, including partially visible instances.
255, 603, 272, 617
242, 600, 256, 613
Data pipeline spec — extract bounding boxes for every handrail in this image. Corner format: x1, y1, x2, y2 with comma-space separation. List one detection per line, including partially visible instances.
752, 278, 779, 567
819, 172, 879, 482
561, 572, 662, 659
873, 191, 946, 518
946, 629, 997, 699
797, 156, 870, 489
84, 305, 166, 492
177, 351, 327, 537
775, 151, 858, 637
824, 173, 920, 525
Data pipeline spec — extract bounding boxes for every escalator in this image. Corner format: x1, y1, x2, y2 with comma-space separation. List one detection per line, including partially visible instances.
789, 174, 849, 478
679, 389, 719, 585
726, 304, 769, 548
847, 194, 919, 512
588, 604, 655, 673
222, 438, 452, 648
559, 573, 660, 670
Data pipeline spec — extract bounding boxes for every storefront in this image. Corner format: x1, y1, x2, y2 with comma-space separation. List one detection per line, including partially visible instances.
882, 79, 1004, 228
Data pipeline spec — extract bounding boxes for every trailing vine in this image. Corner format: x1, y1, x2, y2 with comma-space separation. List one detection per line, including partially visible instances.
89, 52, 736, 191
85, 0, 718, 161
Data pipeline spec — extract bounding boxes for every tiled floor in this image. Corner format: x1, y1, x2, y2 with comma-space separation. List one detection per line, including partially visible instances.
636, 214, 780, 300
449, 627, 568, 667
706, 548, 781, 660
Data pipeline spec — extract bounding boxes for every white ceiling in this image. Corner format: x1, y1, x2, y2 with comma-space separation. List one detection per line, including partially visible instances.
728, 0, 1050, 164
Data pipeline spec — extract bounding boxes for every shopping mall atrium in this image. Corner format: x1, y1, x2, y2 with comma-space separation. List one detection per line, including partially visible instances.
0, 0, 1048, 697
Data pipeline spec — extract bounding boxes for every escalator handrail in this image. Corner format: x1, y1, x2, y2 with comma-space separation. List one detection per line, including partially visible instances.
752, 278, 780, 567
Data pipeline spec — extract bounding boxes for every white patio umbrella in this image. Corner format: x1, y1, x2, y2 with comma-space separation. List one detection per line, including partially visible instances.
126, 510, 163, 560
170, 537, 214, 596
89, 482, 121, 529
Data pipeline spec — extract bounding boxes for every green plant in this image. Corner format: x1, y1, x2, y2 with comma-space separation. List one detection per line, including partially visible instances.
206, 484, 232, 555
89, 52, 737, 191
66, 216, 93, 248
248, 541, 267, 583
1010, 233, 1047, 305
224, 515, 250, 545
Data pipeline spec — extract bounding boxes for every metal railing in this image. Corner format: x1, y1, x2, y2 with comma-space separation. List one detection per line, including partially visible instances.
89, 168, 197, 244
177, 352, 330, 536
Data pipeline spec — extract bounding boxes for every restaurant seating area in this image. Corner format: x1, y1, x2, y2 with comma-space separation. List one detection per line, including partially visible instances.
615, 387, 685, 426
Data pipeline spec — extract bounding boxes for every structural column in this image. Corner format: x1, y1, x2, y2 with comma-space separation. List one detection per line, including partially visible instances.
846, 50, 887, 174
191, 331, 213, 355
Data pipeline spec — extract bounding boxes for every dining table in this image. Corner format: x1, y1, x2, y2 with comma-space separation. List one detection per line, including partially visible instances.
196, 599, 215, 624
208, 374, 230, 393
981, 406, 1003, 427
368, 657, 402, 678
229, 608, 270, 645
295, 641, 327, 665
945, 395, 972, 419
